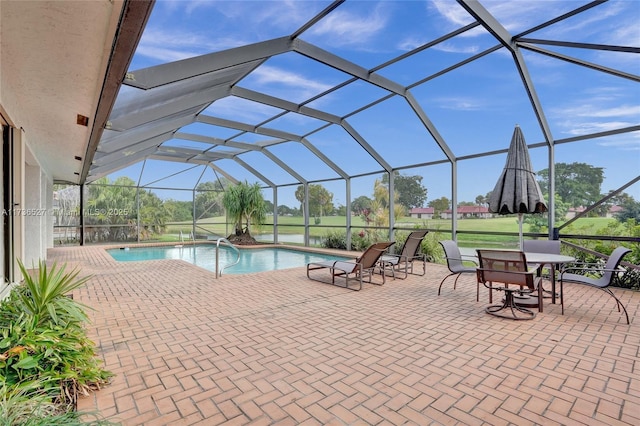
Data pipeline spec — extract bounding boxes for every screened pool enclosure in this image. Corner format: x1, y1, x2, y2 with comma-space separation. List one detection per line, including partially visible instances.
54, 0, 639, 250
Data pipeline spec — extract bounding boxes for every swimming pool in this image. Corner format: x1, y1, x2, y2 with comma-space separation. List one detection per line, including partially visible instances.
107, 245, 351, 275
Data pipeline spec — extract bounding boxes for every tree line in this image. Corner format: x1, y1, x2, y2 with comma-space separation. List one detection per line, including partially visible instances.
55, 161, 638, 242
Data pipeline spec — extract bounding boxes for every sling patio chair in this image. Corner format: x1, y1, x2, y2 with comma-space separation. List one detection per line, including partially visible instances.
559, 246, 632, 324
306, 241, 395, 291
523, 239, 562, 301
476, 249, 543, 320
379, 230, 428, 279
438, 240, 479, 300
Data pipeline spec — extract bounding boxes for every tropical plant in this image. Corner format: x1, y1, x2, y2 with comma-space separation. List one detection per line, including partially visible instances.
222, 181, 267, 237
0, 380, 116, 425
0, 261, 113, 423
321, 229, 347, 250
16, 261, 91, 327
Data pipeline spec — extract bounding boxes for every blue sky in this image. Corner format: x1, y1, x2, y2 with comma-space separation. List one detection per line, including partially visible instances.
107, 0, 640, 208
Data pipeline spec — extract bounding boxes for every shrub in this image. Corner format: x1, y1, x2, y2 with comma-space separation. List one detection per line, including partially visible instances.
0, 261, 113, 423
321, 229, 347, 250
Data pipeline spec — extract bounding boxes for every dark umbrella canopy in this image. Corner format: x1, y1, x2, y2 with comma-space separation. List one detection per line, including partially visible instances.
489, 125, 547, 247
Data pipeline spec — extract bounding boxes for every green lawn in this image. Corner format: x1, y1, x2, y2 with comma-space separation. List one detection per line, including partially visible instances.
164, 215, 617, 247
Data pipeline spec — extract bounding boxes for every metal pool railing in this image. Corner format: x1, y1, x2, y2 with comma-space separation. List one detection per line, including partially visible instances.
215, 237, 240, 278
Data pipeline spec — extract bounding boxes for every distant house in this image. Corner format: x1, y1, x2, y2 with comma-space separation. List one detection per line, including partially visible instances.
606, 205, 623, 218
567, 205, 623, 219
566, 206, 586, 219
409, 207, 434, 219
442, 206, 493, 219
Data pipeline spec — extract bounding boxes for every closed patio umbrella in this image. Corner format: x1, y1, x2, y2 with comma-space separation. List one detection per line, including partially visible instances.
488, 125, 547, 249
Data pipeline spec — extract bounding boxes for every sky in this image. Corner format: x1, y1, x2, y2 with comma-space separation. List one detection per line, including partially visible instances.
105, 0, 640, 208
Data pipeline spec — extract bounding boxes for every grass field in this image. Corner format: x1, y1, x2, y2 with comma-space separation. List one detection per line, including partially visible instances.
164, 214, 617, 248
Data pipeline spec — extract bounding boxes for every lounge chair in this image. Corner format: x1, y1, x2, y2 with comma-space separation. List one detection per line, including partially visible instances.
306, 241, 395, 291
379, 230, 428, 279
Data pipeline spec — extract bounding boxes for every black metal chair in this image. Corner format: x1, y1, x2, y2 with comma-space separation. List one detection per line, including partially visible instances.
559, 246, 632, 324
476, 249, 542, 320
438, 240, 479, 300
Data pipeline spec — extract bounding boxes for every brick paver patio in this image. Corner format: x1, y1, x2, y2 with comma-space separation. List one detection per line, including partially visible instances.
49, 244, 640, 425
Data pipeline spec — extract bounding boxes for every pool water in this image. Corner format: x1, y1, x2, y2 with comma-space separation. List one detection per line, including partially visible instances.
107, 245, 351, 275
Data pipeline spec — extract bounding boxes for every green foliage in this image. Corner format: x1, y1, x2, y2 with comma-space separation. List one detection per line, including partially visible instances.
428, 197, 450, 218
222, 181, 267, 236
381, 172, 428, 210
321, 230, 347, 250
16, 261, 91, 327
616, 199, 640, 222
85, 177, 196, 241
138, 190, 171, 239
538, 162, 604, 208
558, 219, 640, 289
351, 229, 388, 251
322, 226, 444, 261
0, 262, 113, 423
524, 193, 570, 234
393, 228, 443, 263
163, 199, 193, 222
351, 196, 372, 214
195, 181, 225, 220
295, 184, 334, 218
0, 380, 116, 425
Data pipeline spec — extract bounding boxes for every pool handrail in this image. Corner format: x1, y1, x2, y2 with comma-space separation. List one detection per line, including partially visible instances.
215, 237, 240, 278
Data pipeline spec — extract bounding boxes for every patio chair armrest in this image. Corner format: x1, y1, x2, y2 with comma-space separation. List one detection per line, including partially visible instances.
560, 265, 625, 276
448, 255, 478, 266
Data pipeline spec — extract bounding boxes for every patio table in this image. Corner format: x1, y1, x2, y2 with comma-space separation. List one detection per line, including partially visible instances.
461, 248, 575, 308
523, 252, 575, 304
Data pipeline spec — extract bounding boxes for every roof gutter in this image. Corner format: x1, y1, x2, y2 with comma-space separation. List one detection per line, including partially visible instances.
80, 0, 155, 184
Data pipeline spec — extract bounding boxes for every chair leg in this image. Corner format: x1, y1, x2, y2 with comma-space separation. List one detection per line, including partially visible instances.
438, 274, 454, 295
560, 281, 629, 324
603, 288, 630, 325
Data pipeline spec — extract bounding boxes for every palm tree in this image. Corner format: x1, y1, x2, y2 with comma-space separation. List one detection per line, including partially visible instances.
222, 181, 266, 242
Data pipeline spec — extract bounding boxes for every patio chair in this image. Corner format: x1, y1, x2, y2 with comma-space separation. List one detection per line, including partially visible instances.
379, 230, 428, 279
438, 240, 479, 300
523, 239, 561, 300
306, 241, 395, 291
476, 249, 543, 320
559, 246, 632, 324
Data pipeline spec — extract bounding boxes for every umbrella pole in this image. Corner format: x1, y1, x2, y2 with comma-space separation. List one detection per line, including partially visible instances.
519, 213, 524, 250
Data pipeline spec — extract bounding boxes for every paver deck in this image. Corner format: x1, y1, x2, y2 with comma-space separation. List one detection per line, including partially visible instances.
48, 244, 640, 425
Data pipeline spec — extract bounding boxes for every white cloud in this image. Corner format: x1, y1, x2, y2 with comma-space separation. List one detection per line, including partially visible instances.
586, 105, 640, 118
598, 136, 640, 151
562, 120, 635, 136
436, 96, 485, 111
434, 41, 481, 54
204, 96, 278, 123
560, 103, 640, 119
136, 28, 247, 63
251, 65, 333, 95
308, 4, 388, 47
429, 0, 474, 27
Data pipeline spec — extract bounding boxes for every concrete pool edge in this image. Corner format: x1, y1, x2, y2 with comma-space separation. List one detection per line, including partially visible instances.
99, 240, 362, 258
102, 241, 362, 275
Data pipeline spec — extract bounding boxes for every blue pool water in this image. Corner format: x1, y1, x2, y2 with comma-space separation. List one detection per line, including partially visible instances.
107, 245, 350, 274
